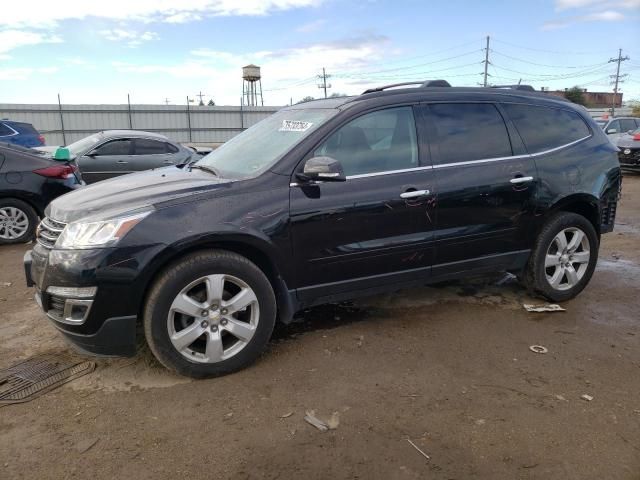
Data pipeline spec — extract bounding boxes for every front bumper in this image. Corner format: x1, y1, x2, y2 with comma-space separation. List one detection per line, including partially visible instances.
24, 245, 159, 357
618, 148, 640, 171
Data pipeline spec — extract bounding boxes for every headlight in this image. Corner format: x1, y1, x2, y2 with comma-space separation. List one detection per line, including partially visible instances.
56, 211, 152, 249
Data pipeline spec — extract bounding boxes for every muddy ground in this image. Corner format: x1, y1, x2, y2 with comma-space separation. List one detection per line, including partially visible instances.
1, 176, 639, 480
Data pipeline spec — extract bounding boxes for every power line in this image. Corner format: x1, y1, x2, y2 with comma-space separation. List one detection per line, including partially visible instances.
490, 50, 609, 69
491, 38, 611, 56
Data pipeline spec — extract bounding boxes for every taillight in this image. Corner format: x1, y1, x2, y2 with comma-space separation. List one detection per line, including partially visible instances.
38, 135, 45, 145
633, 133, 640, 141
34, 164, 77, 179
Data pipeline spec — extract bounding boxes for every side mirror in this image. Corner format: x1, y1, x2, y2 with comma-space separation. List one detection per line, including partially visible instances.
606, 128, 617, 134
297, 156, 346, 182
53, 147, 71, 161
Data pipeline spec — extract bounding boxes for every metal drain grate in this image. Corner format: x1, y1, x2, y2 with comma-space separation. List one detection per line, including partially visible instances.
0, 353, 95, 405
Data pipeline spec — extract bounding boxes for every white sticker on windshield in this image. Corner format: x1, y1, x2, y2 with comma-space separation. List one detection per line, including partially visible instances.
279, 120, 313, 132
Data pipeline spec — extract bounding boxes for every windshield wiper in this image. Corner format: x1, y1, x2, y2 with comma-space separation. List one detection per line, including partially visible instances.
190, 164, 221, 177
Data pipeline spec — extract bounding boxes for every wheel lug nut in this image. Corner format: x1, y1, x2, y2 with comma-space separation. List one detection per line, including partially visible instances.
221, 319, 228, 326
211, 325, 218, 332
201, 320, 209, 328
221, 308, 228, 315
201, 310, 209, 316
210, 304, 218, 310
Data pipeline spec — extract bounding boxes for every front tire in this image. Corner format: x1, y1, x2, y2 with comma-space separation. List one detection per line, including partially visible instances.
524, 212, 599, 302
0, 198, 38, 244
144, 250, 276, 378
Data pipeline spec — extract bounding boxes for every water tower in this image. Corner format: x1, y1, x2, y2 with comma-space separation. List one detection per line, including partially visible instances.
242, 64, 264, 106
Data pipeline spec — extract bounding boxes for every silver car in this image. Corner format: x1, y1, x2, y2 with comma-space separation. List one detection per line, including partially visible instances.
37, 130, 194, 184
598, 117, 640, 141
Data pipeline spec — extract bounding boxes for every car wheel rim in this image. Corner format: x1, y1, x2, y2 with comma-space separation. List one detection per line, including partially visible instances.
544, 227, 590, 291
167, 274, 260, 364
0, 207, 29, 240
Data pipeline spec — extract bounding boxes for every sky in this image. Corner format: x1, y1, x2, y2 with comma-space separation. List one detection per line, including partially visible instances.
1, 0, 639, 106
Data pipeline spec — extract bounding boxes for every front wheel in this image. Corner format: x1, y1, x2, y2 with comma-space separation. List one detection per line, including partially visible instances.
524, 212, 599, 302
144, 250, 276, 378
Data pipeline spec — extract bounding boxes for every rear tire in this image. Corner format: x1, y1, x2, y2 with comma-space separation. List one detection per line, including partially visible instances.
144, 250, 276, 378
524, 212, 599, 302
0, 198, 38, 244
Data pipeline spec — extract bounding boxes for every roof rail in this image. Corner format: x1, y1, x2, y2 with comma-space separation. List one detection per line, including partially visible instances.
362, 79, 451, 94
490, 84, 536, 92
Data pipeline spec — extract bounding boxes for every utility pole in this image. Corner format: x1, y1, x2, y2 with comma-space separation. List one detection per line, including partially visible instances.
482, 35, 490, 87
196, 91, 206, 106
317, 67, 332, 98
608, 48, 629, 117
164, 98, 170, 105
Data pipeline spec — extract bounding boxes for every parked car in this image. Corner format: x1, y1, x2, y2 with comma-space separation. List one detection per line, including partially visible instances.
24, 81, 621, 378
35, 130, 194, 184
0, 143, 82, 244
616, 127, 640, 172
598, 117, 640, 141
0, 120, 45, 148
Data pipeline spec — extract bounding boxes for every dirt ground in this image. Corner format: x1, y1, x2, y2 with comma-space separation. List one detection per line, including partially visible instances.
1, 177, 639, 480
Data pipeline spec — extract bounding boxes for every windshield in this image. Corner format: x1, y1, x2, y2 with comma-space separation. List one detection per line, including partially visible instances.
66, 133, 105, 156
196, 108, 337, 178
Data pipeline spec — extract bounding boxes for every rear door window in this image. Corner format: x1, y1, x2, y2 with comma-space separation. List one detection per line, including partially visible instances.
94, 139, 132, 156
428, 103, 512, 164
502, 104, 590, 153
134, 138, 169, 155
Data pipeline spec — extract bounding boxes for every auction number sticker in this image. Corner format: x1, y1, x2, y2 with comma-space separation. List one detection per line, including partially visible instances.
279, 120, 313, 132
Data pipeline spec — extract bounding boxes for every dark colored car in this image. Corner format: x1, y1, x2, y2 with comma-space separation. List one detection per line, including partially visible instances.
35, 130, 194, 184
616, 128, 640, 171
0, 120, 46, 148
0, 143, 82, 244
24, 81, 621, 378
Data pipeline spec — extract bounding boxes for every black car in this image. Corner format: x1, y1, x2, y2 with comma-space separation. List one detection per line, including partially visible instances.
24, 81, 621, 378
0, 143, 82, 244
616, 127, 640, 171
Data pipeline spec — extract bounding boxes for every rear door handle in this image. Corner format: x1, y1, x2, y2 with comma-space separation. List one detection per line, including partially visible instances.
510, 176, 534, 184
400, 189, 430, 199
117, 160, 128, 164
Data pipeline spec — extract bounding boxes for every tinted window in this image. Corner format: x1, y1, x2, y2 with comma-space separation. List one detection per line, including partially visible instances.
503, 104, 590, 153
94, 139, 132, 156
0, 123, 15, 136
619, 119, 637, 133
429, 103, 512, 164
314, 106, 418, 176
13, 122, 38, 135
166, 142, 179, 154
135, 138, 167, 155
606, 120, 620, 133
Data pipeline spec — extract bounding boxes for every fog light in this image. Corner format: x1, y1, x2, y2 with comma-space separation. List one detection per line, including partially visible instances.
46, 286, 97, 298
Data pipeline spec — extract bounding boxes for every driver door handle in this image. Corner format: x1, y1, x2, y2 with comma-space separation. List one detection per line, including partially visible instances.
117, 160, 128, 164
400, 189, 430, 199
510, 176, 534, 184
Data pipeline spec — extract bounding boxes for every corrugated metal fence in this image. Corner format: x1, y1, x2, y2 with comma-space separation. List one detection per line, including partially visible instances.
0, 103, 282, 146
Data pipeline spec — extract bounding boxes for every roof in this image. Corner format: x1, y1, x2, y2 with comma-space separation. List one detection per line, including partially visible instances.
100, 130, 168, 139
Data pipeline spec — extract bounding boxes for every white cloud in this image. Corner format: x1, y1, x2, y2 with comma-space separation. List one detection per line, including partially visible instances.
0, 0, 323, 28
99, 29, 159, 47
555, 0, 640, 8
542, 9, 626, 29
0, 66, 59, 81
0, 30, 62, 55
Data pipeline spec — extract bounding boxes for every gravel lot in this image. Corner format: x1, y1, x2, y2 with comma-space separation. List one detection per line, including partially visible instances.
1, 176, 639, 480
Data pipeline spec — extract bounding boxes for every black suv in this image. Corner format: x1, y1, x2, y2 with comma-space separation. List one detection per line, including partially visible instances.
24, 81, 621, 378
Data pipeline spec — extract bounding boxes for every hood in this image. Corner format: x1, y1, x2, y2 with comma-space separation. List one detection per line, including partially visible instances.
47, 166, 231, 223
616, 135, 640, 149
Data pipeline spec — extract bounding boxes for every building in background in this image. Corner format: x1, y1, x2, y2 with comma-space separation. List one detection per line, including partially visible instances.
542, 87, 623, 108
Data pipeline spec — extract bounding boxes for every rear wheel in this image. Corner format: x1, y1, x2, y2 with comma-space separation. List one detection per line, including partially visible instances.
524, 212, 598, 302
0, 199, 38, 244
144, 250, 276, 378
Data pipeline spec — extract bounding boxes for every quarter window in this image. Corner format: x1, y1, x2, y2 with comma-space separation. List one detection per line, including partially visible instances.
166, 143, 179, 154
94, 139, 132, 156
428, 103, 512, 164
502, 104, 591, 153
0, 123, 15, 136
134, 138, 168, 155
313, 106, 418, 177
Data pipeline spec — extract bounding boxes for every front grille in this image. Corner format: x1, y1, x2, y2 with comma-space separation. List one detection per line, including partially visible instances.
618, 148, 640, 166
36, 217, 66, 249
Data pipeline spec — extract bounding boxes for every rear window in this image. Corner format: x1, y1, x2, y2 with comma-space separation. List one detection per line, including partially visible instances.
428, 103, 513, 164
0, 123, 15, 136
12, 122, 39, 135
502, 104, 591, 153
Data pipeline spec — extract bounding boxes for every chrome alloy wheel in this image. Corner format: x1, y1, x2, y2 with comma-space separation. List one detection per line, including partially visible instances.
0, 207, 29, 240
544, 227, 590, 291
167, 274, 260, 363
